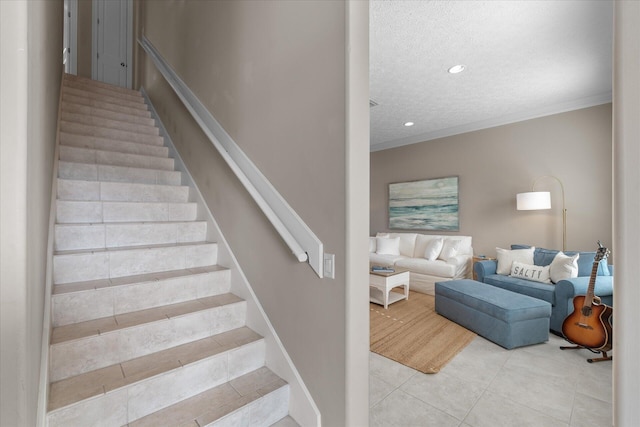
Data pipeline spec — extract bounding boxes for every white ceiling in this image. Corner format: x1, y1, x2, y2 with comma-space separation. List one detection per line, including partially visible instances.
369, 0, 613, 151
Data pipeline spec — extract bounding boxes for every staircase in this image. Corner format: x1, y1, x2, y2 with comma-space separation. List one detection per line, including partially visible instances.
46, 74, 291, 427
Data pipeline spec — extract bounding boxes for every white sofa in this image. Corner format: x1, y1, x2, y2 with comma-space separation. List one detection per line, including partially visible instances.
369, 232, 473, 295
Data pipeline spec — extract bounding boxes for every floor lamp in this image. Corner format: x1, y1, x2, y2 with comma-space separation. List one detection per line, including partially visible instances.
516, 175, 567, 251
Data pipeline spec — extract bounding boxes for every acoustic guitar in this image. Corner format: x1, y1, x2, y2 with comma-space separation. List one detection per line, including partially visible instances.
562, 242, 613, 353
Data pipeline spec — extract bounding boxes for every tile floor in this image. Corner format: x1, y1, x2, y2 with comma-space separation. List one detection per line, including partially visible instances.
370, 333, 612, 427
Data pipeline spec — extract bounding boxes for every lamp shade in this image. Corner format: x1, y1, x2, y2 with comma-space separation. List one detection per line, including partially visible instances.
517, 191, 551, 210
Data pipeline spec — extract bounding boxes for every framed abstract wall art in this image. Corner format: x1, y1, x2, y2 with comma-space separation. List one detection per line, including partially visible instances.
388, 176, 459, 231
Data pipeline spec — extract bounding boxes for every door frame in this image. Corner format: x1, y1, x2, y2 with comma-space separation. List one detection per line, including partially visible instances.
64, 0, 78, 75
91, 0, 133, 88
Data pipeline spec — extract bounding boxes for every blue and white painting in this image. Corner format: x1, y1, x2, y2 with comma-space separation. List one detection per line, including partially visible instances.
389, 176, 459, 230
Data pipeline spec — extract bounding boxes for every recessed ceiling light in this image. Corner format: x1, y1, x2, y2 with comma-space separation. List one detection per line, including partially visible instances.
404, 122, 414, 127
448, 64, 466, 74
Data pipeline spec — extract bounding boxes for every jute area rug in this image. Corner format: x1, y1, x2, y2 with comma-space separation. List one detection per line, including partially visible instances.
370, 290, 476, 374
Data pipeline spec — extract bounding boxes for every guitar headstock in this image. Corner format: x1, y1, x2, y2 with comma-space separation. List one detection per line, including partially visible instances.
595, 241, 610, 262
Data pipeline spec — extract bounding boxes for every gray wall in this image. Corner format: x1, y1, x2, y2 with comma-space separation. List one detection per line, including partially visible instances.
138, 1, 369, 425
371, 104, 613, 258
0, 0, 62, 425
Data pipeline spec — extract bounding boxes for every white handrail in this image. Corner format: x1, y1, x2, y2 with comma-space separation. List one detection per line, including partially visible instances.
138, 35, 325, 277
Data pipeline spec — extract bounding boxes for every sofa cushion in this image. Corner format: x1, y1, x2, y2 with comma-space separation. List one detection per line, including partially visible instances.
376, 237, 400, 255
483, 274, 556, 305
369, 253, 408, 267
395, 257, 456, 278
496, 247, 535, 275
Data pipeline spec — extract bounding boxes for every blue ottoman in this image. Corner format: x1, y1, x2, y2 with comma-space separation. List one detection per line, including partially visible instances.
435, 279, 551, 349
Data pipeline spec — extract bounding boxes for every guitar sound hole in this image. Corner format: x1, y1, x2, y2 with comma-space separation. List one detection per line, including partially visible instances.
581, 306, 593, 316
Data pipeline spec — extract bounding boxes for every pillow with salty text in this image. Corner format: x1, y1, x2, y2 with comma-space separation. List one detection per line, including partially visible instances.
510, 261, 551, 283
423, 237, 444, 260
496, 247, 535, 275
549, 252, 579, 283
376, 237, 400, 255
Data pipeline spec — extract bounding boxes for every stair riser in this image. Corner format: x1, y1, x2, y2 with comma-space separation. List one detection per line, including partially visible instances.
60, 121, 163, 146
64, 74, 141, 97
52, 270, 231, 327
61, 111, 159, 136
59, 146, 175, 171
53, 243, 217, 284
54, 221, 207, 251
57, 180, 189, 203
50, 302, 250, 382
62, 102, 156, 127
60, 132, 168, 157
58, 162, 181, 187
47, 339, 266, 427
63, 93, 152, 118
56, 201, 197, 223
203, 384, 290, 427
64, 86, 147, 110
63, 80, 145, 104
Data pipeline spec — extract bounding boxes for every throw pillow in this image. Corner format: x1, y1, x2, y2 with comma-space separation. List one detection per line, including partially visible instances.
496, 247, 535, 275
369, 237, 377, 253
439, 239, 460, 261
549, 252, 579, 283
376, 237, 400, 255
424, 237, 444, 260
510, 261, 551, 283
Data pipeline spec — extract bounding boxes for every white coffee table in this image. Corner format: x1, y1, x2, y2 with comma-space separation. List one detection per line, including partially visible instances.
369, 268, 410, 309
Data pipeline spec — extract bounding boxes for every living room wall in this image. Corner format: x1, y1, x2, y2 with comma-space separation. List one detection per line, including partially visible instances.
371, 103, 613, 258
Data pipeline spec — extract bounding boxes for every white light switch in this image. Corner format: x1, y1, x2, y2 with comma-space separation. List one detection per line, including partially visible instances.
323, 253, 335, 279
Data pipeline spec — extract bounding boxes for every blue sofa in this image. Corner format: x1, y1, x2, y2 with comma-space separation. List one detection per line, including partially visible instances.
474, 245, 614, 334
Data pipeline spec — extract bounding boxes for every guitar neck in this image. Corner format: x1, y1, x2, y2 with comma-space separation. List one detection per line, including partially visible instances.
584, 261, 599, 305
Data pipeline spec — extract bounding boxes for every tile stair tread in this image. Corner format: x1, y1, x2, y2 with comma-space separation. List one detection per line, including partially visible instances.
60, 146, 172, 165
53, 265, 227, 295
59, 138, 169, 158
60, 131, 165, 149
55, 200, 198, 224
64, 74, 142, 97
61, 102, 156, 126
62, 93, 153, 118
63, 87, 148, 109
53, 220, 207, 251
48, 326, 263, 412
56, 179, 190, 202
60, 121, 163, 144
53, 240, 216, 257
55, 220, 206, 228
50, 292, 244, 346
127, 366, 286, 427
61, 111, 159, 135
62, 81, 145, 103
58, 161, 180, 181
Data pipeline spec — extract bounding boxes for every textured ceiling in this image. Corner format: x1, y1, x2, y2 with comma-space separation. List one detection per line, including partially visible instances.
370, 0, 613, 151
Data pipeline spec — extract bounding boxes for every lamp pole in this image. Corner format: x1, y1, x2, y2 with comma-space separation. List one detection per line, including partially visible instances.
531, 175, 566, 251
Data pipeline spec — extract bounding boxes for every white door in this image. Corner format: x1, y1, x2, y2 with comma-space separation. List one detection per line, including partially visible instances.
63, 0, 77, 74
93, 0, 130, 88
